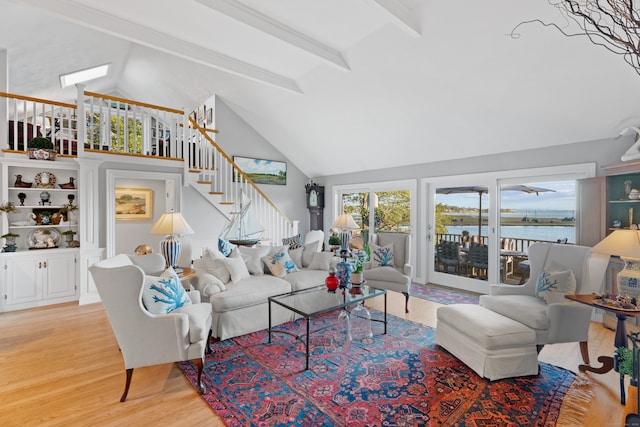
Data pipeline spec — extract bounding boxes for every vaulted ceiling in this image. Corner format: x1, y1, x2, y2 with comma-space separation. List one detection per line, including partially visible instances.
2, 0, 639, 177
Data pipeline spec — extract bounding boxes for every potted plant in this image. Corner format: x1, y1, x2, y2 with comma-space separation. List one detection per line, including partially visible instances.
38, 211, 52, 225
328, 234, 341, 253
59, 202, 78, 223
27, 137, 56, 160
1, 232, 19, 251
0, 201, 16, 214
62, 229, 77, 246
351, 258, 364, 285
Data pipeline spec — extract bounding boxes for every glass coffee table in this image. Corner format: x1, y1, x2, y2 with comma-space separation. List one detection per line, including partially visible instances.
268, 284, 387, 370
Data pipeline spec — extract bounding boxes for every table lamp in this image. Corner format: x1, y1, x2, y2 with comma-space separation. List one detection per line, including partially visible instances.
592, 229, 640, 297
150, 211, 194, 268
332, 212, 358, 257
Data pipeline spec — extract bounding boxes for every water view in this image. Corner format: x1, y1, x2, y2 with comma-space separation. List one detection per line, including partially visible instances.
446, 210, 575, 243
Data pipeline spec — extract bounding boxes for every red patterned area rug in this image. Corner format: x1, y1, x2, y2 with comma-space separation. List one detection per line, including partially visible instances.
410, 283, 480, 305
179, 310, 590, 426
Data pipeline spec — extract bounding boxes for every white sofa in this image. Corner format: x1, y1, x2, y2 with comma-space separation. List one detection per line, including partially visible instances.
191, 232, 341, 340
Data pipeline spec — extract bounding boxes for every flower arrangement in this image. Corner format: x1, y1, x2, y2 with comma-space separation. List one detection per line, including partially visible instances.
0, 201, 16, 214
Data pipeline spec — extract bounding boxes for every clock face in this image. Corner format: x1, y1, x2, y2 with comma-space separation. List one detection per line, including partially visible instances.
309, 189, 318, 207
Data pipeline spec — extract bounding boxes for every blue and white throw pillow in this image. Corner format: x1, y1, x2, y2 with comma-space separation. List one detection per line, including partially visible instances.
263, 249, 298, 278
218, 238, 233, 257
142, 267, 192, 315
370, 243, 394, 268
535, 268, 576, 304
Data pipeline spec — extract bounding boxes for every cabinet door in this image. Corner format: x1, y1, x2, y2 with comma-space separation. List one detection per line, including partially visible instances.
43, 253, 77, 300
4, 257, 41, 307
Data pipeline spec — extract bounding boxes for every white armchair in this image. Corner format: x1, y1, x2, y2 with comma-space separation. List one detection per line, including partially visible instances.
89, 253, 213, 402
364, 232, 413, 313
479, 242, 609, 364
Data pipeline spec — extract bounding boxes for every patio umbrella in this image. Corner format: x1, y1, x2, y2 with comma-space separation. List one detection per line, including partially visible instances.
436, 184, 555, 237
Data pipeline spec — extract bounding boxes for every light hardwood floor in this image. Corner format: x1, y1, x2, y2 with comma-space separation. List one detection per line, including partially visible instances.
0, 289, 628, 426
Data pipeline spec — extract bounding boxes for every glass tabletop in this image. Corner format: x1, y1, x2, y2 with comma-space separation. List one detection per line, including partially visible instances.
268, 284, 386, 318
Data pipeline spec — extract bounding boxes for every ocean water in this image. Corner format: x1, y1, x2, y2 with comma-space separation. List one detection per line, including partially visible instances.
445, 225, 575, 244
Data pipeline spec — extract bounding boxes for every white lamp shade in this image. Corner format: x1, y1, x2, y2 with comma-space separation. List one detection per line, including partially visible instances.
150, 212, 194, 236
592, 229, 640, 259
333, 213, 358, 230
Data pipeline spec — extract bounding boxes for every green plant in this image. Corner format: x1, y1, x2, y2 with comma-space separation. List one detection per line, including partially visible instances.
27, 137, 54, 150
61, 230, 76, 236
59, 203, 78, 215
1, 232, 19, 238
42, 229, 51, 235
328, 234, 341, 246
39, 211, 51, 217
0, 201, 16, 213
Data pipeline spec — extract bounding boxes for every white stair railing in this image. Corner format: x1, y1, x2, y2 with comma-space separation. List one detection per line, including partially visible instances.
184, 117, 296, 244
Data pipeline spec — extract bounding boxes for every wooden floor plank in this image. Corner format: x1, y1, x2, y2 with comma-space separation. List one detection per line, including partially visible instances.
0, 290, 626, 426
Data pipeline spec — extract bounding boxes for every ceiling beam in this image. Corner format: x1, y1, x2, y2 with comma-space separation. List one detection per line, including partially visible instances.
19, 0, 302, 94
371, 0, 421, 37
195, 0, 349, 71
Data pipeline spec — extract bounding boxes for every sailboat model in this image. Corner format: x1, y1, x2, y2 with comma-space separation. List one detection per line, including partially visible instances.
220, 192, 264, 246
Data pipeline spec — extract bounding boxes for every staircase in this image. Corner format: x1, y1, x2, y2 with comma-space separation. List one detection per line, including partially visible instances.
0, 89, 297, 245
184, 117, 297, 244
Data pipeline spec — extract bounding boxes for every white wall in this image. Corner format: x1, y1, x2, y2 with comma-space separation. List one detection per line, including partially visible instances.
114, 177, 165, 254
214, 97, 311, 236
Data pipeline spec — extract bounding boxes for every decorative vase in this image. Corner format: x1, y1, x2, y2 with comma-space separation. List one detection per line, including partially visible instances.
325, 270, 339, 292
618, 258, 640, 297
351, 272, 362, 285
28, 148, 56, 161
40, 191, 51, 205
336, 258, 352, 288
40, 213, 50, 225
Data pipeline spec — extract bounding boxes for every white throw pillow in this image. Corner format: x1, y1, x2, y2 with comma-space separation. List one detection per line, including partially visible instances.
142, 267, 192, 314
535, 268, 576, 304
223, 257, 251, 283
307, 251, 334, 271
370, 242, 395, 268
289, 246, 304, 270
238, 245, 271, 275
263, 249, 298, 278
301, 240, 321, 268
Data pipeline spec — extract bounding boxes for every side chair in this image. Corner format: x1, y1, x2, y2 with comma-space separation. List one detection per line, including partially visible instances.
89, 253, 213, 402
364, 232, 413, 313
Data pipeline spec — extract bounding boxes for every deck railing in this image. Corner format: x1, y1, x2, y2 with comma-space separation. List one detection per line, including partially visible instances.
436, 233, 568, 253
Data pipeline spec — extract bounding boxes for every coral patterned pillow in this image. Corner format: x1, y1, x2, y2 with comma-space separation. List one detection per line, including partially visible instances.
370, 243, 394, 268
142, 267, 191, 314
535, 268, 576, 304
263, 250, 298, 278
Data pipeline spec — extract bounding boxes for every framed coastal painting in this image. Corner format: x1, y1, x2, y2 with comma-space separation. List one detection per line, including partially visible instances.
115, 187, 153, 221
233, 156, 287, 185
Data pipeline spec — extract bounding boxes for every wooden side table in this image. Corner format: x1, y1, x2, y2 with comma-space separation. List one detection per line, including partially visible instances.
565, 293, 640, 404
176, 267, 195, 290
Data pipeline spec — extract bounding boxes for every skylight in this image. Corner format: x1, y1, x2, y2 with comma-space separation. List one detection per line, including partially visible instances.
59, 63, 111, 88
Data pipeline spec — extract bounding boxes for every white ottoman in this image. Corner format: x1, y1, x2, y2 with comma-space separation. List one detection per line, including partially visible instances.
436, 304, 538, 381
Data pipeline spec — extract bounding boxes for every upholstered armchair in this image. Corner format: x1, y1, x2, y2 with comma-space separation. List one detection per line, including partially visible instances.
89, 253, 213, 402
364, 232, 413, 313
479, 242, 609, 364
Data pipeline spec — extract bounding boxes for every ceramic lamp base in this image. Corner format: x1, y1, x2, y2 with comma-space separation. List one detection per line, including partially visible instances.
618, 257, 640, 297
160, 235, 181, 269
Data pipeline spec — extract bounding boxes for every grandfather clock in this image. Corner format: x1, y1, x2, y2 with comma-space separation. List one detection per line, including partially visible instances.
305, 181, 324, 230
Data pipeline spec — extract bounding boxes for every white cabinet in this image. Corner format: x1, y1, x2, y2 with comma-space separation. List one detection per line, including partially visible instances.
0, 158, 80, 312
2, 251, 77, 311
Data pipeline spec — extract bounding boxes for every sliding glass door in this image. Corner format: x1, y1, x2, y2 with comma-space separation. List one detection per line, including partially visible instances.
424, 164, 593, 293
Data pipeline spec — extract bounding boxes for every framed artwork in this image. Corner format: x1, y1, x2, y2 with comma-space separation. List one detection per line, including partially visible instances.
115, 187, 153, 221
233, 156, 287, 185
206, 108, 213, 126
197, 105, 206, 124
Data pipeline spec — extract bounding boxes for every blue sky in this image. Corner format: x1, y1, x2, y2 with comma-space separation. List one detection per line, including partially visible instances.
234, 157, 286, 175
436, 181, 575, 211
